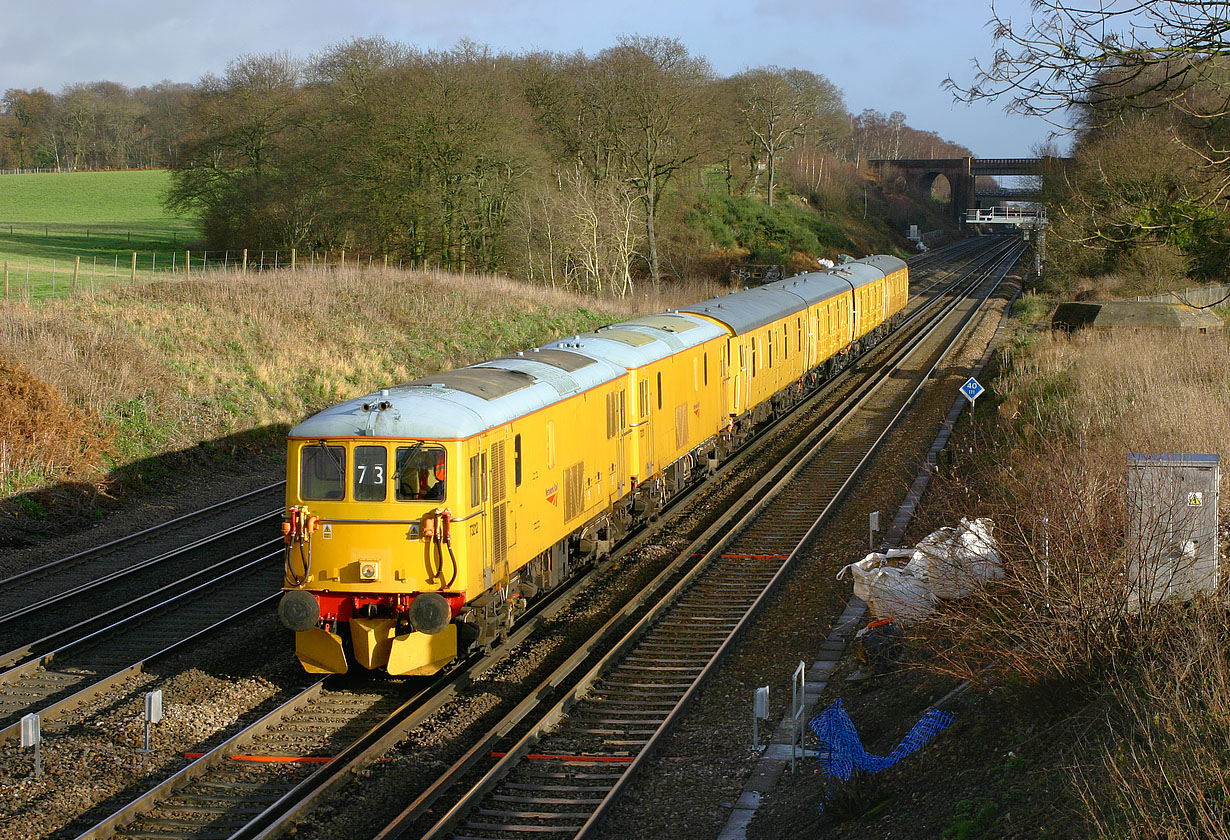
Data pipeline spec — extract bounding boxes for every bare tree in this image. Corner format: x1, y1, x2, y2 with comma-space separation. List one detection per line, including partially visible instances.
947, 0, 1230, 130
730, 66, 844, 206
588, 36, 712, 285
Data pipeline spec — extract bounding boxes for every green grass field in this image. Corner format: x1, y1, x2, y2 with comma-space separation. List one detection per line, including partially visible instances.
0, 170, 203, 298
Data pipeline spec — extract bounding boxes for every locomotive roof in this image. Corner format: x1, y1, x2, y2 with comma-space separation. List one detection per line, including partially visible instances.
545, 311, 726, 368
288, 351, 627, 440
678, 286, 812, 335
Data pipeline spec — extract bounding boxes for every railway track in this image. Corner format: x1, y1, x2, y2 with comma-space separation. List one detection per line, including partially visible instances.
2, 236, 986, 677
54, 238, 1020, 840
394, 241, 1025, 840
0, 482, 286, 662
8, 237, 1014, 839
0, 548, 283, 742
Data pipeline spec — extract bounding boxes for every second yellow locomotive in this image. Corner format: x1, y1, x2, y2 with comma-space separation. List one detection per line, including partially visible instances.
278, 255, 908, 675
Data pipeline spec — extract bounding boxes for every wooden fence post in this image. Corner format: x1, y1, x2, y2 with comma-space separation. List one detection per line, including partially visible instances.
72, 256, 80, 291
291, 248, 297, 271
186, 250, 191, 276
242, 248, 248, 274
131, 252, 137, 283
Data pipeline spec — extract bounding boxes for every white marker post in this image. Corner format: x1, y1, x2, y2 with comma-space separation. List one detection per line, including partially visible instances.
752, 686, 770, 751
869, 510, 881, 551
20, 712, 41, 778
140, 690, 164, 754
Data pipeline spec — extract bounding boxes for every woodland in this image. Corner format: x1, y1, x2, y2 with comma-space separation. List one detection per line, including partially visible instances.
1, 37, 973, 292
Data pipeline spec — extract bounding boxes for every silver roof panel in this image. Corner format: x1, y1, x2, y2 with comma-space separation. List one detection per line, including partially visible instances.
828, 262, 887, 289
763, 270, 852, 305
855, 254, 908, 276
547, 311, 725, 368
679, 286, 810, 335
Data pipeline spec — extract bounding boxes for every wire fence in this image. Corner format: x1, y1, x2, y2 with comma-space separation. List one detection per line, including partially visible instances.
0, 248, 428, 302
0, 166, 163, 176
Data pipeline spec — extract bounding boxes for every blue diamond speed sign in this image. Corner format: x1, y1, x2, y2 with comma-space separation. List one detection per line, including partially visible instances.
960, 377, 985, 402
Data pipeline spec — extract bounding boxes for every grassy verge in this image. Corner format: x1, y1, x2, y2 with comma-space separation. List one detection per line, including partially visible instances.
0, 266, 675, 535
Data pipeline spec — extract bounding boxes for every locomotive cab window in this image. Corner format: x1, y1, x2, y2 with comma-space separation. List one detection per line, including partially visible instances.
395, 445, 447, 501
301, 444, 346, 501
353, 445, 387, 501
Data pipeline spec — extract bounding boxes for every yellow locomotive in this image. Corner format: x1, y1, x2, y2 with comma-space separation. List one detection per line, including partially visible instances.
278, 255, 909, 675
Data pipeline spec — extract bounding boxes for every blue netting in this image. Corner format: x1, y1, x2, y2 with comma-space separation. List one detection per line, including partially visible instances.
809, 698, 955, 782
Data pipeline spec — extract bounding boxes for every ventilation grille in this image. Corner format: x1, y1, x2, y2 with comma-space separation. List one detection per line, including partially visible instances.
564, 462, 585, 522
491, 440, 507, 503
492, 503, 507, 567
675, 403, 689, 450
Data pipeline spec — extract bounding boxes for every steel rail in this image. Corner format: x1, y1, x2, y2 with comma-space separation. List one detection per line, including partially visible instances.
70, 498, 694, 840
0, 536, 284, 669
0, 550, 284, 742
408, 242, 1023, 840
0, 480, 285, 589
573, 242, 1026, 838
0, 510, 281, 629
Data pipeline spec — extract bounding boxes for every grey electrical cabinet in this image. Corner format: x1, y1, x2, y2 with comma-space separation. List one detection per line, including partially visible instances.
1127, 453, 1220, 605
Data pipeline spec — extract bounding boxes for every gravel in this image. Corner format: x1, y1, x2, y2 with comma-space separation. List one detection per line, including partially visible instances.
0, 257, 1019, 840
595, 271, 1025, 840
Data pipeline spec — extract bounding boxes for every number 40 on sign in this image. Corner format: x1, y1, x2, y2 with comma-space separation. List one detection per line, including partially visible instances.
960, 377, 985, 408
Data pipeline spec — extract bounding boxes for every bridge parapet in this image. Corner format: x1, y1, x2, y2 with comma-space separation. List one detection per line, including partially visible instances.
964, 206, 1047, 227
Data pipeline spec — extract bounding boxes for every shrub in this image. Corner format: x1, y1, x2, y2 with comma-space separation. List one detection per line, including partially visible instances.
0, 357, 108, 495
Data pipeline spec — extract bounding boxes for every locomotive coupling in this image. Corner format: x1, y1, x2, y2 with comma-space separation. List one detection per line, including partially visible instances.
283, 505, 320, 544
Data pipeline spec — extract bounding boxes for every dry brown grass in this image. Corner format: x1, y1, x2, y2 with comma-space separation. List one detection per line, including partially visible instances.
923, 328, 1229, 681
1076, 604, 1230, 839
0, 265, 666, 498
915, 325, 1230, 835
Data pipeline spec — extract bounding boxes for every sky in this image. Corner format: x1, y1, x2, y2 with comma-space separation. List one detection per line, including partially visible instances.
0, 0, 1059, 158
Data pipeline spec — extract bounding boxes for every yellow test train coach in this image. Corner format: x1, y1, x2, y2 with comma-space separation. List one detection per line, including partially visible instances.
277, 255, 909, 675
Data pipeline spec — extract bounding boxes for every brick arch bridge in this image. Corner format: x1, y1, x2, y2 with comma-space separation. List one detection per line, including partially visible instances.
871, 157, 1072, 219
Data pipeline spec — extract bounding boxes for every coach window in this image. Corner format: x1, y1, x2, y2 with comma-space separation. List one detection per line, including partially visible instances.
703, 352, 709, 386
353, 445, 387, 502
768, 332, 773, 368
751, 340, 757, 377
301, 444, 346, 501
514, 434, 522, 486
657, 372, 663, 410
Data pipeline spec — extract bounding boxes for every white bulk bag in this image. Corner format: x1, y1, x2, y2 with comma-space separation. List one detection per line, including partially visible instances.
958, 517, 1002, 582
836, 552, 889, 601
866, 567, 935, 625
